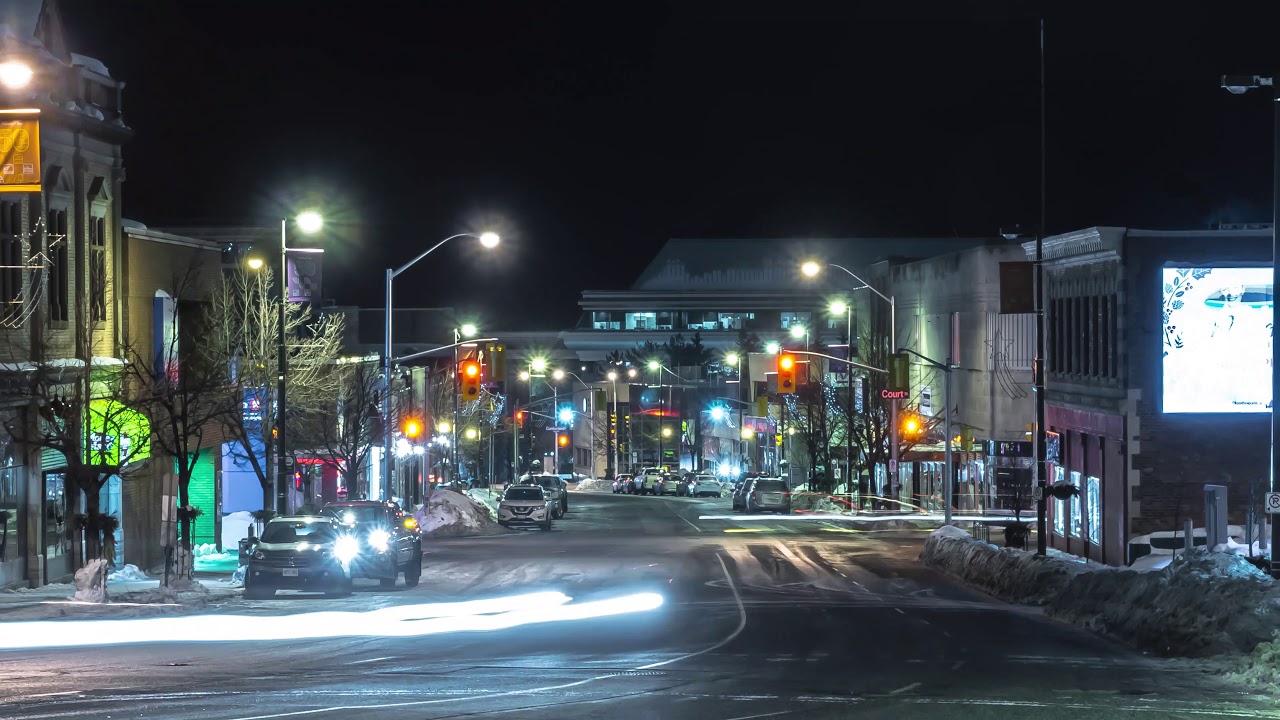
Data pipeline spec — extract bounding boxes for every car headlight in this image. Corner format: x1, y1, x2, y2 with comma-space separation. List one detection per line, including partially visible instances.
253, 550, 266, 560
334, 535, 360, 563
367, 529, 391, 550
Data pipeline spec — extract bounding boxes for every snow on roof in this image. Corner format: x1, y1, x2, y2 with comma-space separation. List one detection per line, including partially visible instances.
70, 53, 109, 77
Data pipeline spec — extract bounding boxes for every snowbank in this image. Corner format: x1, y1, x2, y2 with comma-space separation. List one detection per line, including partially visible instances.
922, 526, 1280, 657
73, 559, 110, 603
108, 564, 150, 582
415, 488, 503, 537
574, 477, 612, 493
464, 488, 500, 522
920, 525, 1088, 605
221, 511, 256, 550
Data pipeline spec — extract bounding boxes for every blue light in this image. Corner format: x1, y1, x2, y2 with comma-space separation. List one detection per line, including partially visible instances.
558, 407, 574, 425
709, 406, 726, 421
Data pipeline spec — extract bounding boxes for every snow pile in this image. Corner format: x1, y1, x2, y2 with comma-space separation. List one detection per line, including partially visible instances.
920, 525, 1085, 605
791, 494, 853, 515
415, 488, 502, 537
108, 564, 149, 582
73, 559, 110, 603
192, 543, 233, 558
464, 488, 500, 522
1049, 551, 1278, 656
574, 477, 612, 493
221, 511, 257, 550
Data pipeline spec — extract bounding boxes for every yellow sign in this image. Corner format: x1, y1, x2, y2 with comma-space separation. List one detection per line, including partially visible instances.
0, 113, 39, 192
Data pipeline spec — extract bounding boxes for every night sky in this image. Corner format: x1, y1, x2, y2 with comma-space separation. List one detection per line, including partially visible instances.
58, 1, 1280, 327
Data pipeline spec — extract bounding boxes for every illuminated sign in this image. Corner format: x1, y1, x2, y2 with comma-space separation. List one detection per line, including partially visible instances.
1162, 267, 1272, 413
0, 113, 40, 193
880, 389, 910, 400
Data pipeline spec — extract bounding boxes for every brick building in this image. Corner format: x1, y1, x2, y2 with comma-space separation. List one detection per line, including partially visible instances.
1027, 226, 1270, 565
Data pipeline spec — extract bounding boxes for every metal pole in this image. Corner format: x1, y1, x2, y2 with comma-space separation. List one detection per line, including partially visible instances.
611, 378, 619, 477
276, 219, 289, 515
657, 370, 664, 468
382, 269, 393, 501
452, 330, 459, 483
737, 357, 745, 473
889, 295, 899, 502
944, 358, 953, 526
1271, 79, 1280, 573
553, 383, 558, 473
1035, 19, 1050, 555
845, 306, 854, 502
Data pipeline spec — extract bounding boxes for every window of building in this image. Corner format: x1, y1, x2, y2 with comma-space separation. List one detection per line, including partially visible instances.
0, 201, 21, 324
1053, 465, 1065, 535
625, 312, 656, 330
656, 311, 674, 330
717, 312, 755, 330
46, 208, 68, 323
43, 472, 67, 563
1068, 470, 1082, 537
591, 311, 621, 330
687, 311, 719, 331
1086, 475, 1101, 546
780, 312, 811, 330
0, 423, 24, 564
89, 215, 106, 322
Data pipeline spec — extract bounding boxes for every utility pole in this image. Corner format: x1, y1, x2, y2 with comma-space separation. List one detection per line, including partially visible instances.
1035, 19, 1049, 555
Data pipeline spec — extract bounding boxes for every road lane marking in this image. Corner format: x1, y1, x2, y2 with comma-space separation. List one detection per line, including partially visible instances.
667, 503, 702, 532
217, 554, 750, 720
721, 711, 794, 720
888, 681, 921, 695
348, 656, 395, 665
636, 553, 746, 670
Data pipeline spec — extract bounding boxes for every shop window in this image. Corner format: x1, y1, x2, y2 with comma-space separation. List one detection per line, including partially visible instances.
1053, 465, 1065, 535
1087, 476, 1101, 546
43, 472, 68, 561
591, 311, 621, 330
1069, 470, 1082, 537
0, 433, 22, 563
46, 208, 68, 323
687, 311, 719, 331
718, 312, 754, 330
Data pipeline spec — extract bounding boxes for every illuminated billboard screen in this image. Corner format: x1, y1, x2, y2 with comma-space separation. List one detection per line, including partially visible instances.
1163, 267, 1272, 413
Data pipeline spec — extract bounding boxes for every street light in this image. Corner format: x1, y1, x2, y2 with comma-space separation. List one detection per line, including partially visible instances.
647, 360, 660, 372
531, 357, 548, 374
519, 370, 531, 381
275, 211, 325, 513
789, 324, 806, 339
460, 323, 477, 338
606, 370, 620, 476
382, 231, 500, 499
725, 351, 746, 473
709, 406, 726, 421
802, 259, 897, 504
0, 60, 33, 91
465, 427, 478, 440
627, 368, 637, 378
829, 299, 853, 496
662, 427, 672, 438
765, 341, 780, 354
552, 369, 565, 380
246, 257, 264, 270
438, 421, 452, 434
1221, 72, 1280, 569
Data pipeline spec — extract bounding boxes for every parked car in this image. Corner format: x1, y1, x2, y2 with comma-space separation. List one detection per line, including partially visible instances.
656, 473, 682, 496
612, 473, 635, 493
323, 500, 422, 588
732, 478, 754, 511
519, 474, 568, 516
636, 469, 663, 495
747, 478, 792, 514
687, 474, 725, 498
498, 485, 554, 531
244, 515, 354, 599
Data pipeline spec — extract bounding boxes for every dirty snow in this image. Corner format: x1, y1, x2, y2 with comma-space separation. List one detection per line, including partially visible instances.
108, 564, 150, 582
73, 559, 110, 603
464, 488, 501, 522
415, 487, 503, 537
922, 526, 1280, 657
573, 477, 612, 493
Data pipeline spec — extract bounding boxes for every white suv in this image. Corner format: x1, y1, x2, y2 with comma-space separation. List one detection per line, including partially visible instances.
498, 486, 553, 531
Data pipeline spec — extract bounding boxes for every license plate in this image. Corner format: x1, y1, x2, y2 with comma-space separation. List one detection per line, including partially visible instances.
282, 568, 299, 577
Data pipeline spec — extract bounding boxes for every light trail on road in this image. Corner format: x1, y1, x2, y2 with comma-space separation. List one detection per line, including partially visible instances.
0, 590, 665, 651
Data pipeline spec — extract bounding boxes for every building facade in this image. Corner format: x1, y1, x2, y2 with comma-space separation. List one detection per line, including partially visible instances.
1027, 226, 1271, 565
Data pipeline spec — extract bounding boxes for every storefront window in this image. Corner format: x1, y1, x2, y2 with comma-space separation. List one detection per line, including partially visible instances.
1069, 470, 1082, 537
44, 472, 68, 560
1052, 465, 1065, 535
625, 312, 656, 330
780, 312, 811, 330
1086, 476, 1101, 546
0, 434, 22, 563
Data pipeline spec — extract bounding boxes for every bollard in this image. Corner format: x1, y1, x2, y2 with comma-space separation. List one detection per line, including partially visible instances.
1184, 518, 1194, 555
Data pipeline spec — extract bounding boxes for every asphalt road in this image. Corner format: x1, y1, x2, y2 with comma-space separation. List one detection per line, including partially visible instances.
0, 491, 1271, 719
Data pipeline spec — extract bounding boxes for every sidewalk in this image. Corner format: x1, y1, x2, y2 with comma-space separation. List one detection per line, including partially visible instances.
0, 565, 240, 621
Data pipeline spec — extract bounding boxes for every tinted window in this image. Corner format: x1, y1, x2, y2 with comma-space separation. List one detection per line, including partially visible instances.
325, 506, 387, 525
261, 520, 337, 544
755, 480, 788, 492
505, 487, 544, 500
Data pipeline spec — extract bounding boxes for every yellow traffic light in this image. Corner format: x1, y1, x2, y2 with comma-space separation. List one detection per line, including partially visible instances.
460, 360, 482, 401
402, 418, 423, 439
557, 434, 569, 447
776, 353, 796, 394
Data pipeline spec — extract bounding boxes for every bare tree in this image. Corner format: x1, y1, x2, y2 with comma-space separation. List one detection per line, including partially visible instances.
120, 263, 231, 578
205, 266, 343, 511
292, 356, 385, 498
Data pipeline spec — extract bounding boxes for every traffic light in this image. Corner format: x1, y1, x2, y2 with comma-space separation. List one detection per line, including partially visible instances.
557, 434, 569, 448
515, 410, 525, 428
901, 413, 924, 437
776, 353, 796, 394
460, 360, 482, 401
402, 417, 423, 439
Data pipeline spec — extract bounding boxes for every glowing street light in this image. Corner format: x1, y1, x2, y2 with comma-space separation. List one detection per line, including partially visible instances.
627, 368, 637, 378
519, 370, 531, 381
296, 210, 324, 235
606, 370, 618, 382
558, 407, 574, 425
552, 369, 565, 380
531, 357, 548, 373
438, 421, 452, 434
741, 428, 755, 440
465, 427, 478, 440
246, 257, 264, 270
0, 60, 33, 91
765, 341, 780, 354
829, 300, 848, 315
725, 352, 739, 366
647, 360, 660, 371
800, 261, 822, 278
479, 232, 501, 249
460, 323, 477, 338
709, 406, 726, 421
661, 427, 672, 438
789, 324, 806, 339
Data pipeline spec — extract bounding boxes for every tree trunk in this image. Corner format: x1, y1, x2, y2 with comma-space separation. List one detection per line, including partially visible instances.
261, 481, 273, 512
178, 465, 194, 580
80, 478, 102, 560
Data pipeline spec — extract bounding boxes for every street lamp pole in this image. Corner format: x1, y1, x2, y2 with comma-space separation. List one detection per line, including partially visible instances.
276, 212, 323, 514
607, 370, 619, 478
1221, 73, 1280, 569
382, 232, 499, 499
